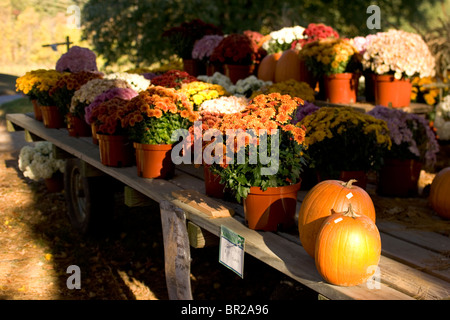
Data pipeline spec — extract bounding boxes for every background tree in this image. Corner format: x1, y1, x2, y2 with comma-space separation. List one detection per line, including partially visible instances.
81, 0, 447, 69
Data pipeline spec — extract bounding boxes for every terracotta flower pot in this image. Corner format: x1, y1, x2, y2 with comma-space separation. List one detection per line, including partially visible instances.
243, 181, 301, 231
323, 73, 359, 104
224, 64, 255, 84
374, 74, 412, 108
97, 134, 135, 167
377, 158, 422, 197
299, 58, 318, 91
40, 106, 65, 129
183, 59, 206, 77
206, 62, 223, 76
66, 114, 92, 137
203, 164, 225, 198
31, 99, 42, 121
91, 123, 99, 145
44, 171, 64, 193
134, 142, 175, 179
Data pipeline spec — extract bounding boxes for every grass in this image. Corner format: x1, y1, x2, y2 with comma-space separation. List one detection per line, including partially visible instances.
0, 98, 33, 119
0, 73, 18, 96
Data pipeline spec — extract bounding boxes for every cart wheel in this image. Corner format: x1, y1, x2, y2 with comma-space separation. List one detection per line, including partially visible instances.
64, 158, 115, 235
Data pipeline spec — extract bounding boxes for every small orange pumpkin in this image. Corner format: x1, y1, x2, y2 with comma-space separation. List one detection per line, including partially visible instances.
257, 52, 282, 82
274, 49, 301, 83
298, 179, 376, 257
429, 167, 450, 220
315, 203, 381, 287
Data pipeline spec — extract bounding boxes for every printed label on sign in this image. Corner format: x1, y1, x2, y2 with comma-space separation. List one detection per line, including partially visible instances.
219, 225, 245, 278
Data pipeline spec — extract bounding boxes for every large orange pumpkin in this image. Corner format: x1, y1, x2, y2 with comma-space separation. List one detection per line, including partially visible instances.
274, 49, 301, 83
298, 179, 376, 257
315, 203, 381, 286
429, 167, 450, 219
257, 52, 282, 82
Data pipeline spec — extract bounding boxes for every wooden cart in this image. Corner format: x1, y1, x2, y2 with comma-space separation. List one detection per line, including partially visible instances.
6, 112, 450, 300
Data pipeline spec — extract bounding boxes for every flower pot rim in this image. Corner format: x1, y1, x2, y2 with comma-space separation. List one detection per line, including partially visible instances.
40, 105, 59, 109
324, 72, 360, 79
248, 180, 301, 195
375, 74, 411, 82
384, 158, 421, 164
133, 142, 173, 150
97, 133, 130, 141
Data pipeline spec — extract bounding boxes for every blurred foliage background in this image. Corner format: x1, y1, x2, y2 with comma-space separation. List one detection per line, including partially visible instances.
0, 0, 449, 75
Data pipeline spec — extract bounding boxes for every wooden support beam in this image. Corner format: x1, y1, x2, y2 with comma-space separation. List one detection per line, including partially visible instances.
124, 186, 155, 207
160, 200, 193, 300
187, 221, 219, 249
24, 130, 44, 142
6, 119, 23, 132
81, 160, 104, 178
52, 145, 73, 160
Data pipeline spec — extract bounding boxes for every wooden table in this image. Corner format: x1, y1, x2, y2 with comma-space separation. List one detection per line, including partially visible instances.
6, 113, 450, 300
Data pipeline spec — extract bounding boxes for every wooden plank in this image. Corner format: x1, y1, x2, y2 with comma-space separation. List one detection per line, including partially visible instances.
381, 232, 450, 282
379, 255, 450, 300
172, 189, 234, 218
377, 220, 450, 255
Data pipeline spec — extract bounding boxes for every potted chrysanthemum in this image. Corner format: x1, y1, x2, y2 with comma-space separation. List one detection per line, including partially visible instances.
299, 38, 362, 103
15, 69, 50, 121
49, 71, 103, 131
119, 85, 199, 179
362, 29, 436, 108
368, 105, 440, 196
192, 35, 224, 76
299, 106, 392, 189
210, 33, 263, 84
18, 141, 66, 193
70, 78, 131, 137
85, 87, 138, 144
162, 19, 223, 76
17, 69, 66, 128
206, 93, 307, 231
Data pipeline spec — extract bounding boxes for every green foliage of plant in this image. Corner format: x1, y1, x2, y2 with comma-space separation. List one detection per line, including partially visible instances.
210, 132, 305, 202
127, 113, 191, 145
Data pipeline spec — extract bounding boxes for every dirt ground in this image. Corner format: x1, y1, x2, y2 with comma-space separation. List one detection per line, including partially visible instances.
0, 119, 315, 301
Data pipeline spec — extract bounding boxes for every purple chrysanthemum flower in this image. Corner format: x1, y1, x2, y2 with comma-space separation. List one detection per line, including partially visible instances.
85, 87, 138, 124
56, 46, 98, 73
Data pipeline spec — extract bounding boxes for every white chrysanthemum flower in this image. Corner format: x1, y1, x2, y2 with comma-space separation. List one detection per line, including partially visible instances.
18, 141, 66, 181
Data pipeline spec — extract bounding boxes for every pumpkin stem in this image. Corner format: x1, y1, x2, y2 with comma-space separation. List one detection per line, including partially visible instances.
342, 203, 361, 219
342, 179, 357, 188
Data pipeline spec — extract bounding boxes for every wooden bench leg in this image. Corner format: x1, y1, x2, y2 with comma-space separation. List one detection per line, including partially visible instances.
160, 200, 193, 300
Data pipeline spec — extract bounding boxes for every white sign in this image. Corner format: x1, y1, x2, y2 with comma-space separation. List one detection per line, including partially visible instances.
219, 225, 245, 278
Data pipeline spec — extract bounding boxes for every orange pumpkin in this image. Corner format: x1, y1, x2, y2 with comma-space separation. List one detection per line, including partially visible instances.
274, 49, 301, 83
429, 167, 450, 220
257, 52, 282, 82
315, 203, 381, 286
298, 179, 376, 257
